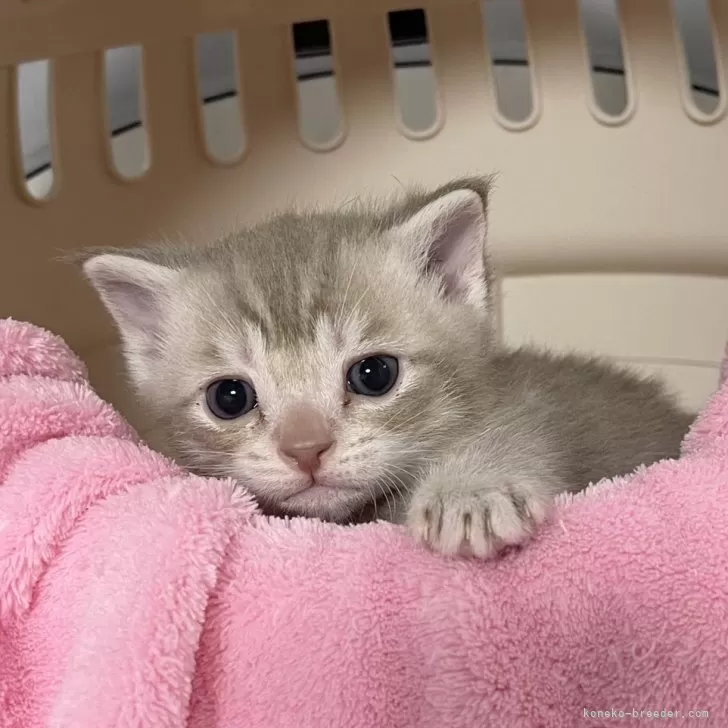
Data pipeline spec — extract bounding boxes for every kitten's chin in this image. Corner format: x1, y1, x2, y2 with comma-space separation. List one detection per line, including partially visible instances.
277, 484, 370, 522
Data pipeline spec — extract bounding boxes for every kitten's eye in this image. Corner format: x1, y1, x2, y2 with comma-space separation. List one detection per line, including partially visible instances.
205, 379, 257, 420
347, 356, 399, 397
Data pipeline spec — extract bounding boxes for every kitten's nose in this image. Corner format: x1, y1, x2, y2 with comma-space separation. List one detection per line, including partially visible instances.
277, 407, 334, 475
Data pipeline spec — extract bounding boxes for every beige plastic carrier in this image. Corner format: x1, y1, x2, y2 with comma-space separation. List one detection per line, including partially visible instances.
1, 0, 727, 437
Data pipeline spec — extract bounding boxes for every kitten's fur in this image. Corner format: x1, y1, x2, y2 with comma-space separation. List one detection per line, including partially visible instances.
81, 177, 692, 558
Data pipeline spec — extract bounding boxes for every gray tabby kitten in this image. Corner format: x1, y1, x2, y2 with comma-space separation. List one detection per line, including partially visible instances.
81, 177, 692, 559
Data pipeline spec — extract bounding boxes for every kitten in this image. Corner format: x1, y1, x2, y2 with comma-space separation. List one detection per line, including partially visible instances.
80, 177, 692, 558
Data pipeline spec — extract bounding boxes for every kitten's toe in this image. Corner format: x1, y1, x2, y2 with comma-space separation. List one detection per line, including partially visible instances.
407, 484, 550, 559
486, 489, 535, 545
408, 500, 442, 545
438, 500, 491, 557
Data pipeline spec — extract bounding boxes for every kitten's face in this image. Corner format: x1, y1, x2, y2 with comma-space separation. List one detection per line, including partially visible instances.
82, 178, 494, 521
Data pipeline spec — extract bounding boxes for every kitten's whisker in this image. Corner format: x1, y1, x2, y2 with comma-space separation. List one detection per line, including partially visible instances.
379, 474, 398, 520
390, 174, 405, 190
367, 407, 427, 441
175, 446, 230, 462
339, 277, 373, 336
384, 461, 418, 484
360, 481, 379, 521
381, 471, 406, 508
385, 465, 417, 502
335, 256, 360, 329
378, 474, 396, 520
339, 194, 361, 210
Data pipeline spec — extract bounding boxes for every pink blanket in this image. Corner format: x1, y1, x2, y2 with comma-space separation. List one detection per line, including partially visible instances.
0, 317, 726, 727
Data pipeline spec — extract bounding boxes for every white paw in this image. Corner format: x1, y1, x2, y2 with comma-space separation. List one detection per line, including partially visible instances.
407, 478, 551, 559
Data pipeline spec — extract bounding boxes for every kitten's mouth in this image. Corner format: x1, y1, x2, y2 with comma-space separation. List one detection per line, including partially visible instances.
280, 481, 367, 517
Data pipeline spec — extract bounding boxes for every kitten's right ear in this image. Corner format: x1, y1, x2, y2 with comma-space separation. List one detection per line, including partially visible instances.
82, 253, 178, 373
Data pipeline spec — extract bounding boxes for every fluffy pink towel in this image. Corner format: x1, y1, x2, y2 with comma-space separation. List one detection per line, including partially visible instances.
0, 317, 726, 728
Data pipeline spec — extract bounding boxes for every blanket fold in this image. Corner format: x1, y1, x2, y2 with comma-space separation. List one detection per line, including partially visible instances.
1, 317, 727, 728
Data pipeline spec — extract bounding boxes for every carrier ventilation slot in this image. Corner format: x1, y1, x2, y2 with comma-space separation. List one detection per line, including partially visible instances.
388, 9, 440, 136
579, 0, 631, 121
104, 46, 149, 180
293, 20, 343, 150
17, 60, 55, 200
196, 31, 246, 164
481, 0, 535, 127
672, 0, 723, 120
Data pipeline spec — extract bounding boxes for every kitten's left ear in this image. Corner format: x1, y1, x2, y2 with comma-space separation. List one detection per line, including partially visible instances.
393, 178, 491, 312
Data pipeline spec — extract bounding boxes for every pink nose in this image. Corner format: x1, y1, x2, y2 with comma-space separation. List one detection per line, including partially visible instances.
280, 443, 332, 474
277, 406, 334, 475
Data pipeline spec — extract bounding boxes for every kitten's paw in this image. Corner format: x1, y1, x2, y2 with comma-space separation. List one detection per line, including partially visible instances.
407, 477, 551, 559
